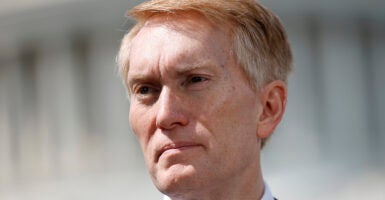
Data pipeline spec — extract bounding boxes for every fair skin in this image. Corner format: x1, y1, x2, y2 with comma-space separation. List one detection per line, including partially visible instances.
126, 12, 287, 200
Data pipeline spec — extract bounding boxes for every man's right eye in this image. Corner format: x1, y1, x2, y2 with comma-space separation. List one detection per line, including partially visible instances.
138, 86, 151, 94
133, 85, 159, 98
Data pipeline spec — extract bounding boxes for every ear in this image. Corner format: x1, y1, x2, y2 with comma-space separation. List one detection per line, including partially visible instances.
256, 80, 288, 139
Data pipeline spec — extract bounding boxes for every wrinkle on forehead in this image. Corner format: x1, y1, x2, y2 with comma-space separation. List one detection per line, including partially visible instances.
127, 11, 235, 86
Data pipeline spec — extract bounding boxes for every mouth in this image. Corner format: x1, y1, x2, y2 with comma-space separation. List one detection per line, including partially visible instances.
156, 142, 202, 161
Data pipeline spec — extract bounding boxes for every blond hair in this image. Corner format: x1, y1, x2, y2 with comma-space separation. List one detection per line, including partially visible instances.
117, 0, 293, 147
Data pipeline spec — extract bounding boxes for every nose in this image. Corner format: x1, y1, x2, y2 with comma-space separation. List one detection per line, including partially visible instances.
155, 88, 189, 130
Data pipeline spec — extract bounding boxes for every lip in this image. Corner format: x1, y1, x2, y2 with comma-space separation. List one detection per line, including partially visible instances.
156, 142, 202, 161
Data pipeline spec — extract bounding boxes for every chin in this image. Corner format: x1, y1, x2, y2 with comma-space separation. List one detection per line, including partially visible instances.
153, 163, 201, 196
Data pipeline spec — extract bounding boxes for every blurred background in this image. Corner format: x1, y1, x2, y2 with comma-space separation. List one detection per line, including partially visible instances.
0, 0, 384, 199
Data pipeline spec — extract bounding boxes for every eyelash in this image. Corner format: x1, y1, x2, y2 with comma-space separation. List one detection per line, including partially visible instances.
184, 75, 208, 86
138, 86, 151, 94
131, 75, 209, 99
133, 85, 159, 96
189, 76, 207, 83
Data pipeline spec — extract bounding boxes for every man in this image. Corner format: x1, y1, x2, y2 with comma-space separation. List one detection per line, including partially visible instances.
117, 0, 292, 199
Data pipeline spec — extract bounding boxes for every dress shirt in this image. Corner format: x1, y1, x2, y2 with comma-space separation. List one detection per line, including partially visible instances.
163, 181, 276, 200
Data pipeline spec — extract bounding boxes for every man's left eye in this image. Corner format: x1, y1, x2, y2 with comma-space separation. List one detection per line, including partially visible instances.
182, 75, 210, 90
189, 76, 207, 83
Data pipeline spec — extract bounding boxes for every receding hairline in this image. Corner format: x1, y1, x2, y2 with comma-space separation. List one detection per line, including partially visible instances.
129, 9, 236, 45
127, 1, 241, 27
124, 12, 236, 90
119, 10, 236, 84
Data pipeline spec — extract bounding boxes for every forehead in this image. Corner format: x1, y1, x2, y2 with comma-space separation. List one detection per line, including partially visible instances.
127, 12, 232, 75
139, 11, 224, 38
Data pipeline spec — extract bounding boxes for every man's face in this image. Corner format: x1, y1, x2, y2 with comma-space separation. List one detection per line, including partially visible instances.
127, 13, 263, 196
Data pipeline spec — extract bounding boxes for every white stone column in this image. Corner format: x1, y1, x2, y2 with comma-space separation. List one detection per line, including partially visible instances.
0, 61, 13, 188
36, 37, 84, 178
370, 22, 385, 161
319, 18, 369, 163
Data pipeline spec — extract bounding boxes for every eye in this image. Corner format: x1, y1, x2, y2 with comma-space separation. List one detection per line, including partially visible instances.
132, 84, 160, 98
138, 86, 151, 94
183, 75, 210, 90
190, 76, 207, 83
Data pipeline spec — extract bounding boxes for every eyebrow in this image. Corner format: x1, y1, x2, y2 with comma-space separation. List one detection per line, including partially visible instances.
127, 74, 158, 88
174, 60, 217, 76
127, 60, 218, 87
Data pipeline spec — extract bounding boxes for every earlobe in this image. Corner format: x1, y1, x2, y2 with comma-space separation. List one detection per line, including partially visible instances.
256, 80, 287, 139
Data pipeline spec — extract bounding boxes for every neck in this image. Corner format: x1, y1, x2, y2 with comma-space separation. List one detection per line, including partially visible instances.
168, 161, 265, 200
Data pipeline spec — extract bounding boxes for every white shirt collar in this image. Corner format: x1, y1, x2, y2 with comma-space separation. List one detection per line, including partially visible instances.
261, 181, 275, 200
163, 181, 275, 200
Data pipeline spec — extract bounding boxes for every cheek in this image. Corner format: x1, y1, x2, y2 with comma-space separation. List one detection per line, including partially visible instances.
129, 105, 159, 170
203, 87, 260, 144
129, 104, 153, 150
128, 106, 139, 136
